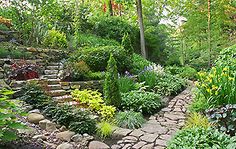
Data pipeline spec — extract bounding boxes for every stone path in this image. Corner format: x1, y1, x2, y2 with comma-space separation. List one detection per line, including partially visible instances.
111, 87, 193, 149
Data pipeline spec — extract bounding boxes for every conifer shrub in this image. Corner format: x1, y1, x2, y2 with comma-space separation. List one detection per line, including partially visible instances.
103, 54, 122, 108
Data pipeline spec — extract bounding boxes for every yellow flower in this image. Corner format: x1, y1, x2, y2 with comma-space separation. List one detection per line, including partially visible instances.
223, 67, 228, 71
206, 88, 211, 93
212, 85, 218, 90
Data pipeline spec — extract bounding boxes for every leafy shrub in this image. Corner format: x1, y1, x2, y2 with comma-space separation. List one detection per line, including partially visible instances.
131, 53, 153, 74
0, 47, 32, 59
121, 91, 162, 115
9, 61, 40, 81
97, 121, 114, 139
44, 105, 96, 135
188, 91, 211, 112
91, 16, 138, 45
153, 73, 186, 96
121, 33, 134, 56
167, 127, 236, 149
0, 89, 26, 141
166, 65, 197, 80
196, 66, 236, 107
206, 104, 236, 136
19, 81, 51, 109
138, 70, 157, 89
43, 29, 67, 49
84, 71, 105, 80
184, 112, 211, 129
104, 54, 122, 108
215, 44, 236, 71
72, 33, 120, 48
72, 89, 116, 120
70, 46, 131, 72
118, 76, 137, 93
115, 111, 146, 129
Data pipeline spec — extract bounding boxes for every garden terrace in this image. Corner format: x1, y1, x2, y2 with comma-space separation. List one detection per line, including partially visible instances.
0, 1, 235, 149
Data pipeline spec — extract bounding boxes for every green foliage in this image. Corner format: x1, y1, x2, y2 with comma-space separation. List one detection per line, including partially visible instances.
121, 91, 162, 115
72, 33, 120, 49
138, 71, 157, 89
104, 54, 122, 108
43, 29, 67, 49
196, 66, 236, 108
71, 89, 116, 120
96, 121, 114, 139
0, 47, 32, 59
118, 76, 137, 93
188, 91, 210, 112
184, 113, 211, 129
90, 16, 138, 45
167, 127, 236, 149
19, 81, 51, 109
115, 111, 146, 129
131, 53, 153, 74
215, 44, 236, 71
166, 66, 197, 80
0, 89, 26, 142
84, 71, 105, 80
121, 33, 134, 55
70, 46, 131, 72
44, 105, 96, 135
154, 73, 186, 96
206, 104, 236, 136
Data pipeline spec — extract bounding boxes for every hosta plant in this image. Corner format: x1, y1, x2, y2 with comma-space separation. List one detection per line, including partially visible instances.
167, 127, 236, 149
121, 90, 162, 115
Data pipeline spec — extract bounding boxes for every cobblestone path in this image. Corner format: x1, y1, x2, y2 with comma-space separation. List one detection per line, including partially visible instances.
111, 87, 193, 149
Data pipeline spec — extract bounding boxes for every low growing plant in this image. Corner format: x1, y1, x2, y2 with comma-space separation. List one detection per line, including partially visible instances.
115, 111, 146, 129
184, 112, 212, 129
118, 76, 137, 93
206, 104, 236, 136
72, 89, 116, 120
43, 29, 67, 49
121, 90, 162, 115
96, 121, 114, 139
167, 127, 236, 149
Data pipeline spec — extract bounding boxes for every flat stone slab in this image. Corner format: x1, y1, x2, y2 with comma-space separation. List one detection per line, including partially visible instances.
140, 134, 159, 143
129, 129, 145, 138
113, 128, 132, 137
89, 141, 109, 149
132, 141, 147, 149
141, 124, 168, 134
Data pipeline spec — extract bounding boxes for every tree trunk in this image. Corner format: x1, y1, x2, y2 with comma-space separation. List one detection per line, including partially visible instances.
208, 0, 211, 67
108, 0, 113, 16
136, 0, 146, 59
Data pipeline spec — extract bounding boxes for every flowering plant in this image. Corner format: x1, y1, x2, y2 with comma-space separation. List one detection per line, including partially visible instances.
196, 66, 236, 107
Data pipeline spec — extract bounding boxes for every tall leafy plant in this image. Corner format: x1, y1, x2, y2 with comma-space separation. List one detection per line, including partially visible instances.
103, 54, 122, 108
0, 89, 26, 141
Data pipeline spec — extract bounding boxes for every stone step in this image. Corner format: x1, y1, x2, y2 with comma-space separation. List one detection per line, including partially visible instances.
48, 90, 66, 97
48, 62, 60, 66
52, 95, 72, 102
10, 80, 26, 88
47, 79, 61, 85
48, 84, 61, 90
46, 66, 59, 70
41, 75, 58, 79
44, 70, 58, 75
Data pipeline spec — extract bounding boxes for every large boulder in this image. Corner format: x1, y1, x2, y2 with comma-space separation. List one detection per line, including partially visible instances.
27, 113, 45, 124
56, 131, 75, 142
56, 143, 74, 149
89, 141, 110, 149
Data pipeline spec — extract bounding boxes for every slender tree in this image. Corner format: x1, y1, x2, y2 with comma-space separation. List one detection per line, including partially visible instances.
136, 0, 146, 59
207, 0, 211, 67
